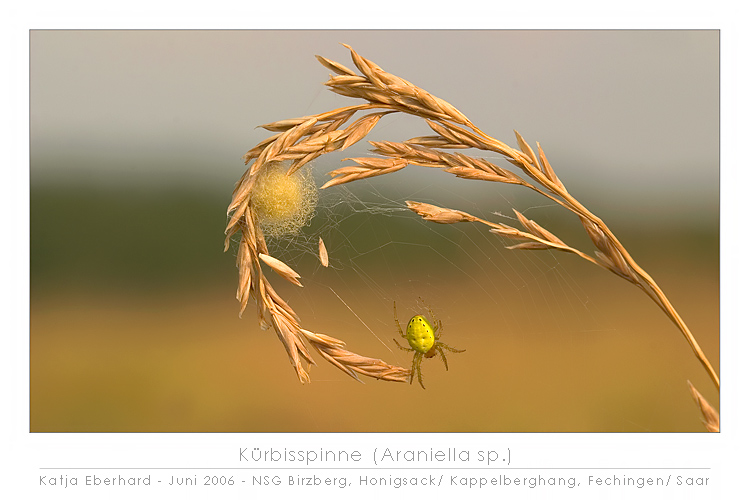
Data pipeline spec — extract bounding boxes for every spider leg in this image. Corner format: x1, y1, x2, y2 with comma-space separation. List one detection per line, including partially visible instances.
436, 346, 449, 371
420, 297, 440, 333
411, 352, 426, 389
393, 301, 406, 339
435, 342, 465, 371
393, 338, 412, 351
408, 352, 419, 384
438, 341, 465, 353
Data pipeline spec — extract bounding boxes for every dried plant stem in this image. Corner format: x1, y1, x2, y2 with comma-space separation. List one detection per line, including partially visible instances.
461, 133, 719, 389
227, 44, 718, 412
472, 124, 719, 389
589, 220, 720, 390
322, 46, 718, 393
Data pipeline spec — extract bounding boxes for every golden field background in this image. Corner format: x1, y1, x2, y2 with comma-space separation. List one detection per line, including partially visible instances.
30, 188, 718, 432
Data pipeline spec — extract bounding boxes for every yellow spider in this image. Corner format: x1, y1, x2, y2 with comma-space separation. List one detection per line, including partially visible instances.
393, 300, 465, 389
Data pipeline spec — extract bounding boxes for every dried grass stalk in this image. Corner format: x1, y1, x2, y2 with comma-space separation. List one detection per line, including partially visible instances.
314, 45, 718, 392
227, 44, 718, 414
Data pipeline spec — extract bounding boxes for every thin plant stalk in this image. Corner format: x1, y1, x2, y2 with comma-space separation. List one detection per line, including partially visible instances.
226, 44, 719, 415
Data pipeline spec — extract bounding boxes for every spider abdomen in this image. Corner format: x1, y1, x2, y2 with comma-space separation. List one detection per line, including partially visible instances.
406, 314, 436, 354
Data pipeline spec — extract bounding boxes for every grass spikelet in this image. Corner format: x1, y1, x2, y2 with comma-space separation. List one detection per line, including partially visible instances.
318, 237, 329, 267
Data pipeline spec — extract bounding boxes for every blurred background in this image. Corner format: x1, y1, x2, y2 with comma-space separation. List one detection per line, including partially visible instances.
30, 30, 718, 432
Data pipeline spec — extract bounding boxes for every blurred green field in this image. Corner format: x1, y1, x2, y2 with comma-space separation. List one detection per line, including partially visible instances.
30, 187, 719, 432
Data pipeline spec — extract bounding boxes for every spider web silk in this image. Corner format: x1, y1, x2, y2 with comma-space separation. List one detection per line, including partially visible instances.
244, 155, 609, 382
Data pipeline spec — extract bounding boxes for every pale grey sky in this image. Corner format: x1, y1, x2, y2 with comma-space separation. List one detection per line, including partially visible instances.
30, 30, 718, 222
